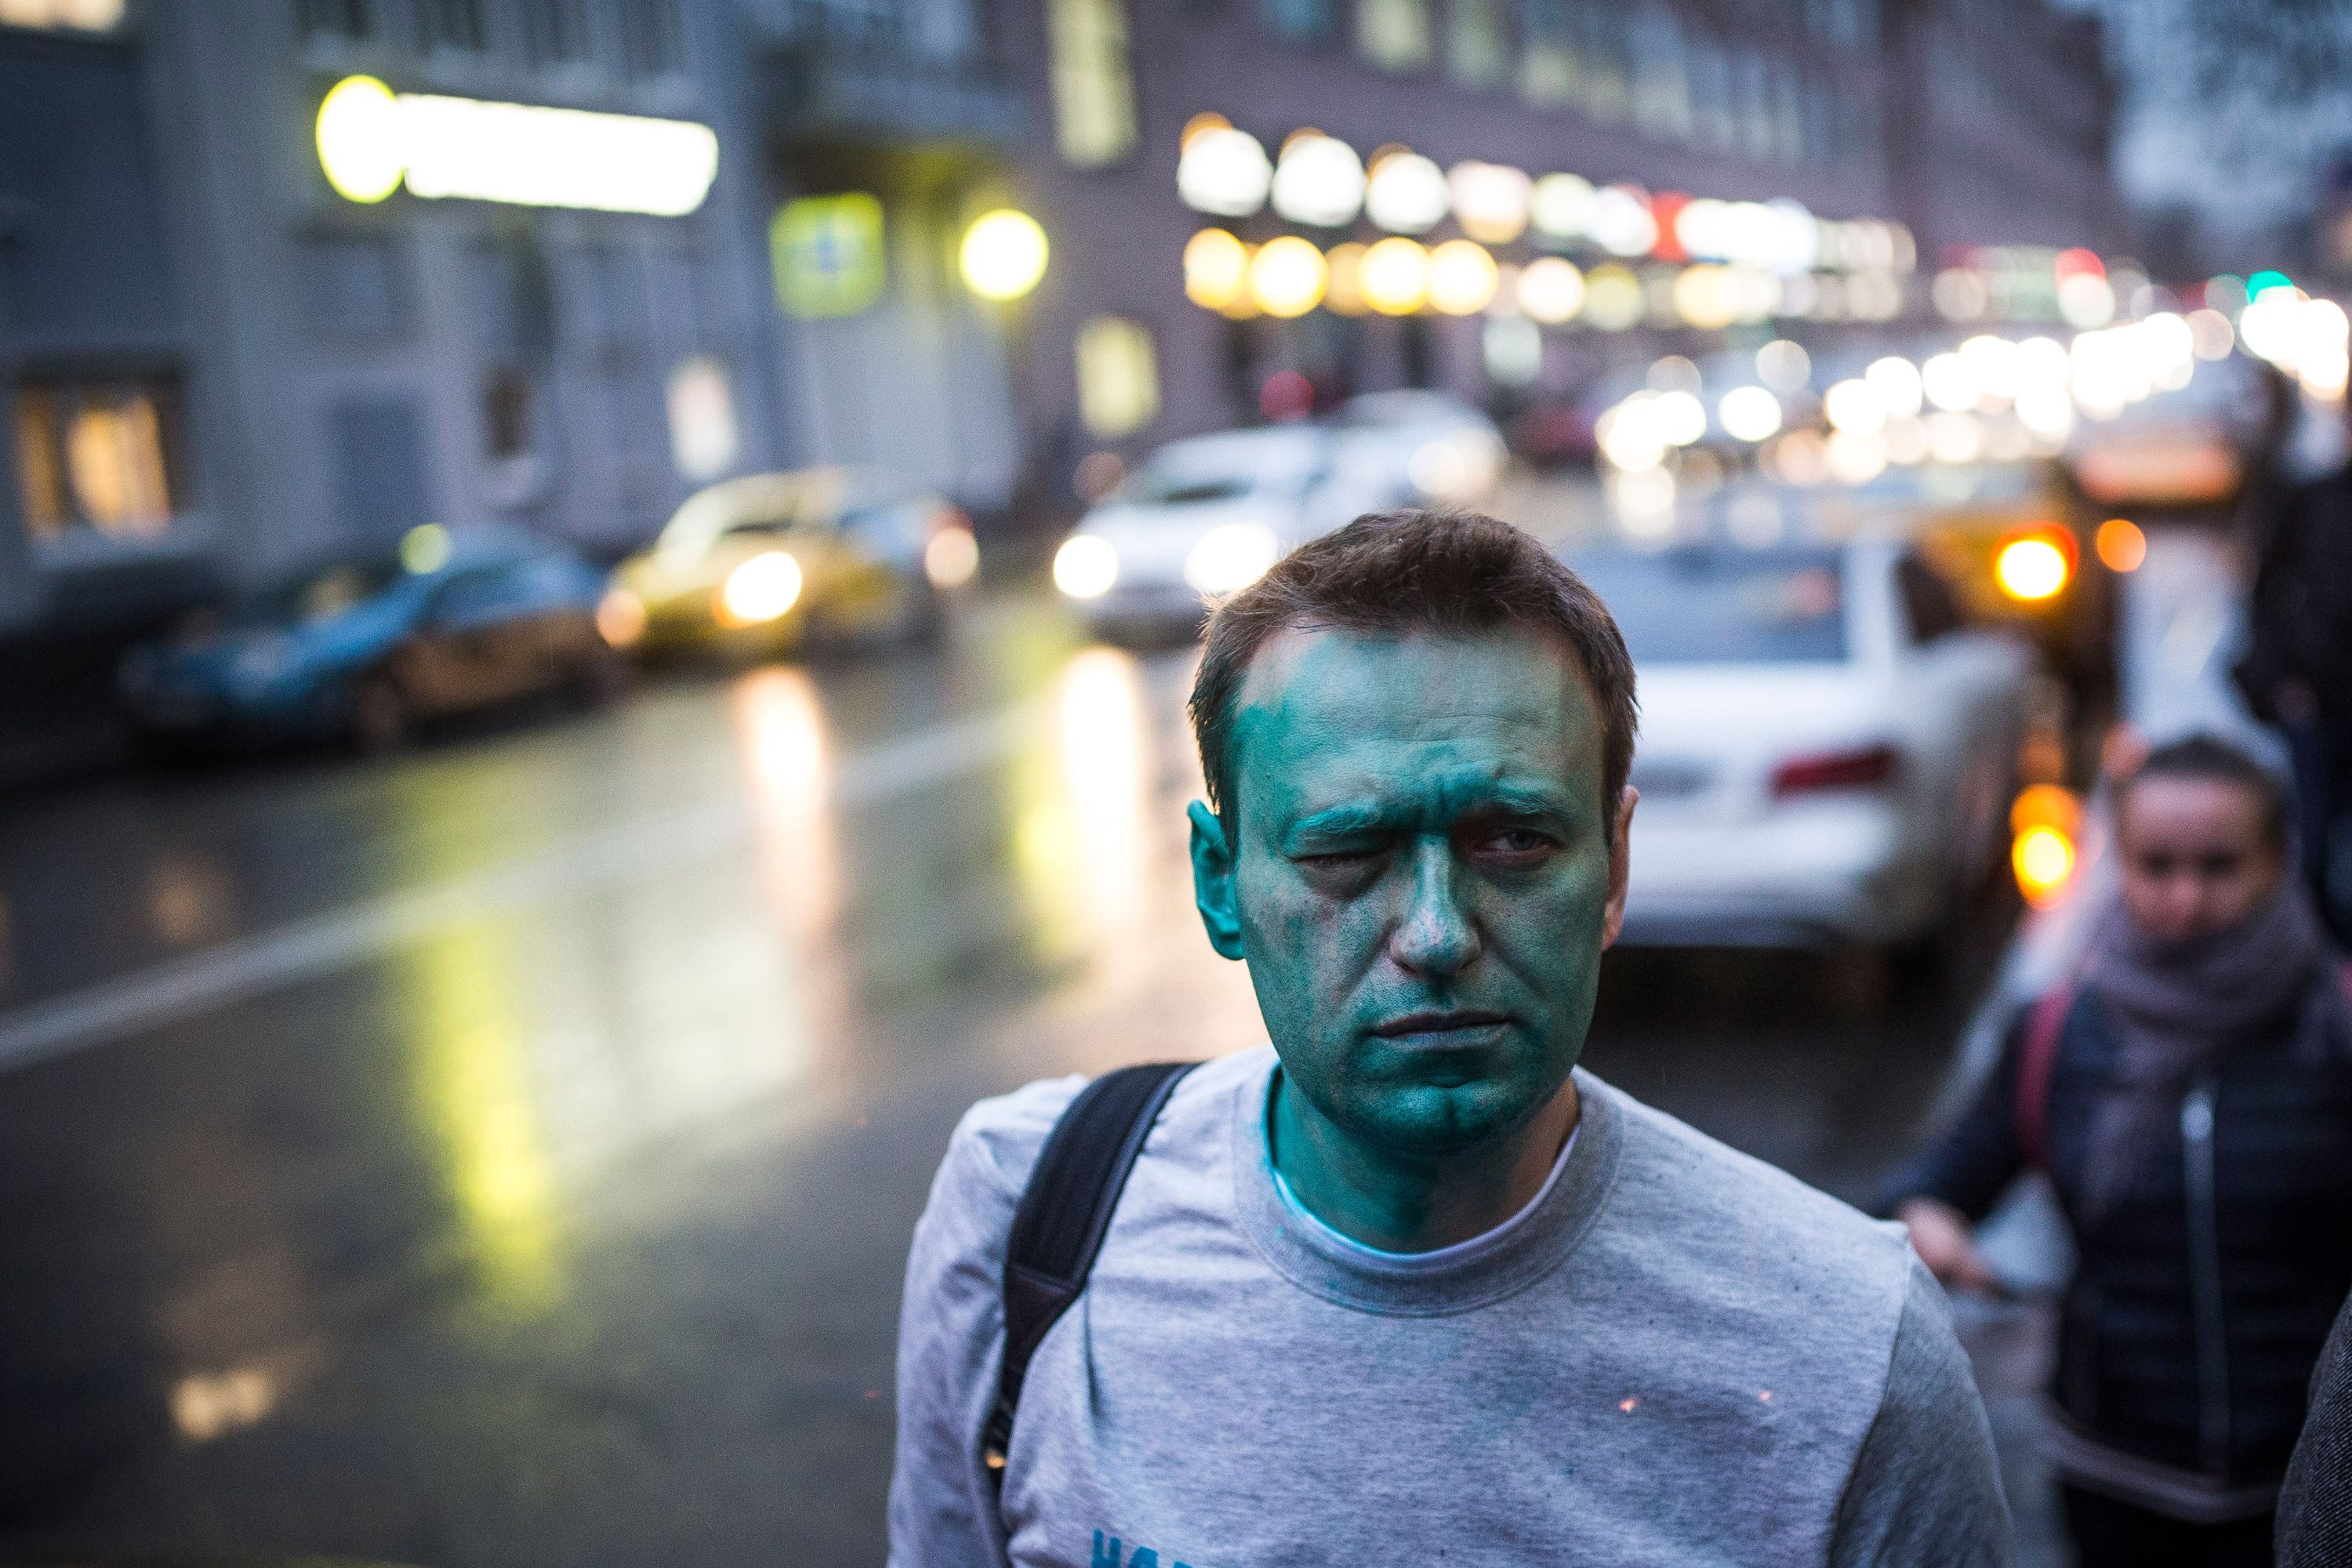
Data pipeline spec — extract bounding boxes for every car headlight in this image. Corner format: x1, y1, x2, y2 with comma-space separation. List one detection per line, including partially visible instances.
1183, 523, 1279, 595
713, 552, 803, 628
229, 636, 296, 695
924, 524, 980, 590
1409, 438, 1473, 499
1053, 534, 1120, 600
597, 586, 648, 647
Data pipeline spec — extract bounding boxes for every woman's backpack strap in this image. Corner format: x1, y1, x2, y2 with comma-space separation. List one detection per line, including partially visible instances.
2016, 982, 2078, 1171
981, 1060, 1196, 1487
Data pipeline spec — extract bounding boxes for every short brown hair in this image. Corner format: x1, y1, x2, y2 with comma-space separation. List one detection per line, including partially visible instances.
2122, 733, 2291, 854
1189, 508, 1639, 828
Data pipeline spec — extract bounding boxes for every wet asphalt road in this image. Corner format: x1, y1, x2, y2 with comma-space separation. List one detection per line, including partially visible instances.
0, 590, 2023, 1566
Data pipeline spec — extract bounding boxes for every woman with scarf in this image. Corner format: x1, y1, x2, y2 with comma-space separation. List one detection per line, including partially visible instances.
1886, 735, 2352, 1568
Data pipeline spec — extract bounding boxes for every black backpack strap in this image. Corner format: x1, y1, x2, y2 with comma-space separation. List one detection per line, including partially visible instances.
981, 1060, 1195, 1483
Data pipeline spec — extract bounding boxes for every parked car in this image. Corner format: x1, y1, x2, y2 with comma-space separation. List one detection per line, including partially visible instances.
1329, 389, 1510, 503
1053, 396, 1504, 638
601, 467, 973, 659
1810, 459, 2115, 700
119, 523, 621, 753
1570, 533, 2032, 953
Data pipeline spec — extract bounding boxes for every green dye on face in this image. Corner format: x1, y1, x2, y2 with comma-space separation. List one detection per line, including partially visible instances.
1190, 626, 1632, 1207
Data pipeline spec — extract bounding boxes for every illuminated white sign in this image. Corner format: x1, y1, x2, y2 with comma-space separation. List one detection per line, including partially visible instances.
317, 75, 719, 217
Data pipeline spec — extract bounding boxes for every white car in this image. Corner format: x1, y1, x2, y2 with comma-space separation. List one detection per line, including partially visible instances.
1330, 389, 1511, 501
1571, 535, 2032, 952
1054, 396, 1505, 636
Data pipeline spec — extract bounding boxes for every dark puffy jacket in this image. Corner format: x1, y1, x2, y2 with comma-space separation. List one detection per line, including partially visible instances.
1884, 985, 2352, 1484
2238, 466, 2352, 732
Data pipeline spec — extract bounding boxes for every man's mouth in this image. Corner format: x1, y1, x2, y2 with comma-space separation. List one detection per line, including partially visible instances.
1370, 1009, 1511, 1040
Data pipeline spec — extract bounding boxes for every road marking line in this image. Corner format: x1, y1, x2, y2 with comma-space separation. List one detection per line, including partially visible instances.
0, 699, 1041, 1075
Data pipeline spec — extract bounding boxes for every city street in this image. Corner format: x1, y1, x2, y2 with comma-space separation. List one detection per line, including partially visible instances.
2, 0, 2341, 1559
0, 586, 2024, 1566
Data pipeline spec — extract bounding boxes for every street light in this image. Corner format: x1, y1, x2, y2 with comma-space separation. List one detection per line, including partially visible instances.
960, 209, 1049, 302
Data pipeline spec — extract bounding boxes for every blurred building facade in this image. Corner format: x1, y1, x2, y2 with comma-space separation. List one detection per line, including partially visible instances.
999, 0, 2127, 488
0, 0, 781, 625
0, 0, 2121, 771
1884, 0, 2125, 260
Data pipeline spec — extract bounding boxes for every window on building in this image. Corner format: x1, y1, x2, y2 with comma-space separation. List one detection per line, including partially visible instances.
0, 0, 126, 32
481, 367, 535, 460
1801, 69, 1831, 166
1075, 316, 1159, 437
1357, 0, 1430, 71
296, 0, 370, 40
619, 0, 684, 78
1518, 0, 1575, 108
574, 246, 649, 355
13, 379, 182, 544
467, 238, 556, 360
1258, 0, 1335, 41
1629, 5, 1690, 142
1736, 49, 1776, 162
523, 0, 592, 64
1445, 0, 1508, 88
1048, 0, 1138, 168
419, 0, 487, 52
1811, 0, 1871, 53
1773, 56, 1807, 166
1685, 30, 1730, 148
1577, 2, 1632, 123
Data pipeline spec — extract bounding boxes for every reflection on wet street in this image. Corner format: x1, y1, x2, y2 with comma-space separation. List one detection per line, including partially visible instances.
0, 594, 2009, 1566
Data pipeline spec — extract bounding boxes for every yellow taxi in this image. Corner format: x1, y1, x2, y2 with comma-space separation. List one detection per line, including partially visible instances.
599, 468, 977, 658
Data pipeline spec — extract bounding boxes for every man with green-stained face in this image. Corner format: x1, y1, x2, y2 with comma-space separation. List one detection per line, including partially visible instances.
891, 511, 2009, 1567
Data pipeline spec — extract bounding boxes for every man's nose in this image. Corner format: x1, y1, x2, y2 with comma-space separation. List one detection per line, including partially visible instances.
1388, 841, 1480, 978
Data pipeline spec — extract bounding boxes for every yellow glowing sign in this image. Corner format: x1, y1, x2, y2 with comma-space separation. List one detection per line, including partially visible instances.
771, 193, 887, 319
316, 75, 405, 203
960, 209, 1050, 302
316, 74, 719, 216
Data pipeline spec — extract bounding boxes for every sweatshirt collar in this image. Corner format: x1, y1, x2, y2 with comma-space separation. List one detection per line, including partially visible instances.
1227, 1047, 1627, 1316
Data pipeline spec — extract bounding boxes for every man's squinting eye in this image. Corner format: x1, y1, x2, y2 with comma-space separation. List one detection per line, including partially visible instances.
1295, 844, 1381, 870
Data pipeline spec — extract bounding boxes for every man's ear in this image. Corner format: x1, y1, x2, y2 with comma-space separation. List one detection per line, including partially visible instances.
1188, 799, 1247, 960
1601, 786, 1638, 949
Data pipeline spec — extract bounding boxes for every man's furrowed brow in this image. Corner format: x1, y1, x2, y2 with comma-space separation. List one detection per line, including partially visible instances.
1284, 779, 1581, 844
1285, 800, 1402, 844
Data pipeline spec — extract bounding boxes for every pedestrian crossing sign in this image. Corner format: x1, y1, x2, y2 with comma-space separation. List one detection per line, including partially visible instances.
772, 193, 887, 319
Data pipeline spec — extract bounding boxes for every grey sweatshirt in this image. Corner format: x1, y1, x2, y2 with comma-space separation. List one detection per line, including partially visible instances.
889, 1047, 2009, 1566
